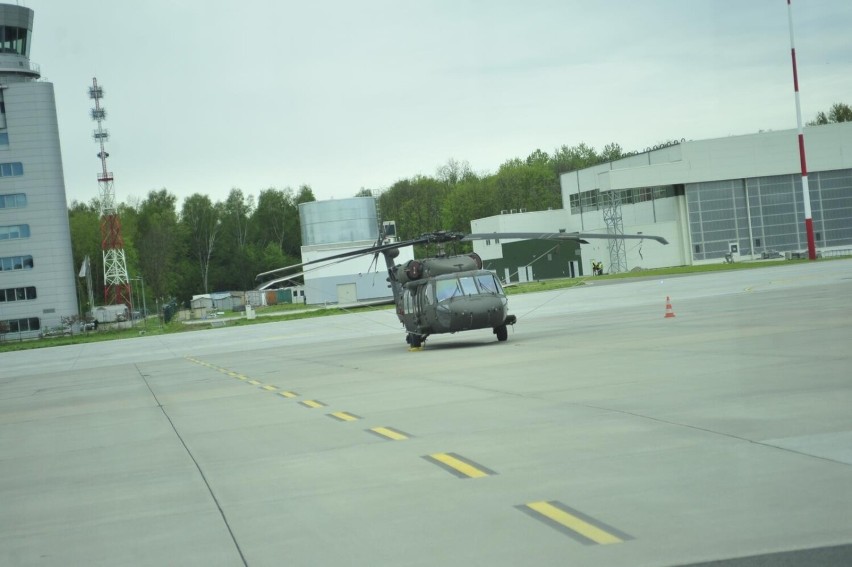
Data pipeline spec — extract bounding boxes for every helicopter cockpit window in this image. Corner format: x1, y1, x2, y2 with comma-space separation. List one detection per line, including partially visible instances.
435, 279, 462, 301
459, 276, 478, 296
475, 273, 502, 295
435, 276, 499, 301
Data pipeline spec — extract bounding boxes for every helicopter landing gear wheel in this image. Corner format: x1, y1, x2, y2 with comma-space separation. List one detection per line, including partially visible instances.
408, 333, 423, 348
495, 324, 508, 342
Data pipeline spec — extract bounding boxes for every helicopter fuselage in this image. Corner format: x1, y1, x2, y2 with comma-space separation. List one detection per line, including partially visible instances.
394, 268, 516, 347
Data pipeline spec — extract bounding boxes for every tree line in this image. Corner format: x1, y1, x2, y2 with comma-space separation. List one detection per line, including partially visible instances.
70, 185, 315, 313
68, 142, 621, 311
69, 103, 850, 312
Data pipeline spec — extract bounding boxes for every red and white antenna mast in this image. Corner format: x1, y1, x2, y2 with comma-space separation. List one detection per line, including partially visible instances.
786, 0, 817, 260
89, 78, 131, 307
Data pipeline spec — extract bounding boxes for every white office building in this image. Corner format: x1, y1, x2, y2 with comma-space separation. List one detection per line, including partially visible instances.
472, 122, 852, 276
0, 4, 78, 340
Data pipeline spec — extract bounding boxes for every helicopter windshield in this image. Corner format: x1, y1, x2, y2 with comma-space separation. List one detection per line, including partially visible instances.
475, 273, 502, 295
434, 273, 503, 301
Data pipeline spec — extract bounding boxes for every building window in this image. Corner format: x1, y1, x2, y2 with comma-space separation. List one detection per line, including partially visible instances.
580, 189, 600, 209
1, 25, 30, 56
0, 193, 26, 208
636, 187, 653, 203
0, 133, 8, 146
0, 317, 40, 334
569, 193, 580, 213
0, 286, 37, 302
0, 255, 33, 271
0, 162, 23, 177
0, 224, 30, 240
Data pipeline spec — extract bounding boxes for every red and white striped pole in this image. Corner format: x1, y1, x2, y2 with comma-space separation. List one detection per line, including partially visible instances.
787, 0, 817, 260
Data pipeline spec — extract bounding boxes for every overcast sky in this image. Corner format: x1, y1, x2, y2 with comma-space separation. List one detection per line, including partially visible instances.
24, 0, 852, 207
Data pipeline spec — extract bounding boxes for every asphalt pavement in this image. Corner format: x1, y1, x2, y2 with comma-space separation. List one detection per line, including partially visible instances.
2, 260, 851, 566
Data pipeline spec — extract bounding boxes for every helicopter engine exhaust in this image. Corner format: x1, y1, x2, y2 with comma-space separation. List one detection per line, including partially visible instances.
405, 260, 423, 280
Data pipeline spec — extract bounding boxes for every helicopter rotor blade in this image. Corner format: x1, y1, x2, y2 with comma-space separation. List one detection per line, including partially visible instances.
256, 230, 668, 282
256, 271, 306, 290
255, 235, 434, 281
463, 232, 668, 245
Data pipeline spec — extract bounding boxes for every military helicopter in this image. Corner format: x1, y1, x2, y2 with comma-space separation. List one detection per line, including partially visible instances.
257, 230, 667, 349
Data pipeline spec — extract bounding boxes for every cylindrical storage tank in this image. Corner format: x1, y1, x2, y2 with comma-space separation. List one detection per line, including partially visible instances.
299, 197, 379, 246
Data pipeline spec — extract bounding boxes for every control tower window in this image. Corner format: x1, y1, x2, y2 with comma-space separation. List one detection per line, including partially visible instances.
0, 26, 29, 56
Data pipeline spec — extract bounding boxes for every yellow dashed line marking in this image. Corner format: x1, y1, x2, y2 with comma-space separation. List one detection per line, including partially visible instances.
424, 452, 495, 479
247, 380, 261, 386
517, 501, 632, 545
300, 400, 326, 408
236, 375, 248, 381
328, 411, 360, 422
368, 427, 410, 441
278, 391, 298, 399
260, 385, 278, 392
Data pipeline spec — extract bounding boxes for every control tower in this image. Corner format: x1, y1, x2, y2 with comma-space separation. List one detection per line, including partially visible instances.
0, 4, 78, 339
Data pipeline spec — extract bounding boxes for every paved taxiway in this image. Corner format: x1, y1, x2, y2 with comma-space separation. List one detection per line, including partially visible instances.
2, 260, 852, 566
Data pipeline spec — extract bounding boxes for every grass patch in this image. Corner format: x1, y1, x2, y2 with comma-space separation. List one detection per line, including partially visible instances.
504, 258, 810, 294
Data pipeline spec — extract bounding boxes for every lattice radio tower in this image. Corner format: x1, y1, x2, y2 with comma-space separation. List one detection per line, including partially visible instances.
602, 191, 628, 274
89, 78, 131, 307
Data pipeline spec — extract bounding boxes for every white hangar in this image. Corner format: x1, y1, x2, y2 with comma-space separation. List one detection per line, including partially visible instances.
472, 122, 852, 277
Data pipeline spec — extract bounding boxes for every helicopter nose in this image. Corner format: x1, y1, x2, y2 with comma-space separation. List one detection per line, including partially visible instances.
440, 296, 506, 330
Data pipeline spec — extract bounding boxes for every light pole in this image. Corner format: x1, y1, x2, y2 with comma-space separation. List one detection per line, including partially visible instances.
130, 276, 148, 329
140, 276, 147, 329
128, 279, 136, 328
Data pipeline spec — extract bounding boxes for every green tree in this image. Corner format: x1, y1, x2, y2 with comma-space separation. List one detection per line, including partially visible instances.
525, 149, 550, 167
436, 158, 474, 185
136, 189, 181, 301
599, 142, 627, 162
250, 187, 306, 259
378, 176, 447, 238
181, 193, 222, 294
248, 242, 289, 280
494, 158, 560, 212
441, 174, 496, 232
68, 199, 103, 312
808, 102, 852, 125
550, 142, 600, 175
215, 188, 256, 291
295, 184, 316, 205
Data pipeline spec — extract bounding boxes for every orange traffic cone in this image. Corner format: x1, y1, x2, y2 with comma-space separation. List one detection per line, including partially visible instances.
664, 296, 676, 318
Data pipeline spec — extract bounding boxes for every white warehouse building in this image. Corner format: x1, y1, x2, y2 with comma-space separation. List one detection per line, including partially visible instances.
0, 4, 78, 340
473, 122, 852, 276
